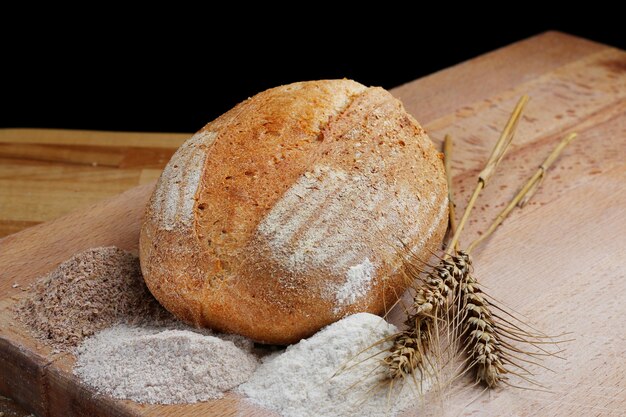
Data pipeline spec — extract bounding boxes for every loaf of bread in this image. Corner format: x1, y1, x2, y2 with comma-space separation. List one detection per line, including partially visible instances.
140, 80, 448, 344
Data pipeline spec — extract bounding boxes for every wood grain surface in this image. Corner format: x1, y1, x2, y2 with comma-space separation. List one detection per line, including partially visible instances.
1, 31, 625, 416
0, 129, 189, 238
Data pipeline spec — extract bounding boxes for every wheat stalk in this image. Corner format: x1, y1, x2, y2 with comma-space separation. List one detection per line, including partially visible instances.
443, 134, 458, 251
467, 132, 578, 253
382, 97, 528, 383
445, 96, 529, 256
383, 116, 576, 395
381, 95, 576, 394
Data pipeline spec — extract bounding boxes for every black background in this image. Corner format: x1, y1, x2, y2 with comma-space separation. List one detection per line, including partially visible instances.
3, 13, 623, 133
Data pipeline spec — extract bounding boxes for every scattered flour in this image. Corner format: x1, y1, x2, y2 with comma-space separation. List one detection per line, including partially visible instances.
334, 258, 376, 308
74, 325, 258, 404
238, 313, 424, 417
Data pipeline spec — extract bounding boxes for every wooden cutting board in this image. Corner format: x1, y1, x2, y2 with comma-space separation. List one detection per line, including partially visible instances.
1, 31, 625, 416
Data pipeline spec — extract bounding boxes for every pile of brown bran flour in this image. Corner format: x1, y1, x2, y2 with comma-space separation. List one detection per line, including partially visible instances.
15, 246, 173, 350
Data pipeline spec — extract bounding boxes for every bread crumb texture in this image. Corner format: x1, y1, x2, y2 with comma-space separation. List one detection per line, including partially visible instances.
141, 80, 447, 344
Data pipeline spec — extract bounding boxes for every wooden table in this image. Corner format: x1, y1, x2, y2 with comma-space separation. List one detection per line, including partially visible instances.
1, 31, 625, 416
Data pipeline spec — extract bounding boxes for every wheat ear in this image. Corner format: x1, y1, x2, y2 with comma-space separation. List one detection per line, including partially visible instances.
383, 256, 460, 379
457, 132, 577, 388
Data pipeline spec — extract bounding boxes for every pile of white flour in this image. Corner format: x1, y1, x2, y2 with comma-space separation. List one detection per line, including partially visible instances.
74, 325, 258, 404
238, 313, 422, 417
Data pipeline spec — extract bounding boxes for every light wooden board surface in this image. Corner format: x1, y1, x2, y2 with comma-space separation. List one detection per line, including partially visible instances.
1, 31, 625, 416
0, 129, 189, 238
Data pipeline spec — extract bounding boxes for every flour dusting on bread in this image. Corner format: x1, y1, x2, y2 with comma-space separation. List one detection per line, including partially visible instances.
335, 258, 376, 308
256, 166, 387, 274
255, 164, 444, 310
151, 130, 217, 230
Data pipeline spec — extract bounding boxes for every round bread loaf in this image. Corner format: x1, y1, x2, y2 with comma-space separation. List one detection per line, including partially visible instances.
140, 80, 448, 344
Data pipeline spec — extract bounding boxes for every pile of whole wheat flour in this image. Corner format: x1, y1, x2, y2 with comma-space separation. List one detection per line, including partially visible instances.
74, 325, 258, 404
15, 246, 173, 350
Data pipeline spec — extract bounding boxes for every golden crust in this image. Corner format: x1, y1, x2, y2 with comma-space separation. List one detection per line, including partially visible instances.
140, 80, 447, 344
